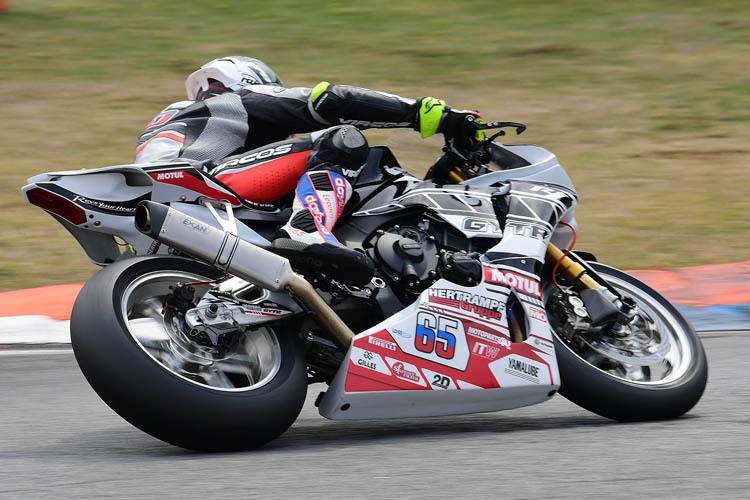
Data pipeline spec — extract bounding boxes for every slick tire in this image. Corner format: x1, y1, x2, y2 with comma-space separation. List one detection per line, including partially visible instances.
71, 256, 307, 451
551, 263, 708, 421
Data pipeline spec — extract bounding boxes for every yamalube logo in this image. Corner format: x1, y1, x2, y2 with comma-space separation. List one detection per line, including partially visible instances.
504, 356, 543, 384
489, 354, 550, 387
155, 171, 185, 181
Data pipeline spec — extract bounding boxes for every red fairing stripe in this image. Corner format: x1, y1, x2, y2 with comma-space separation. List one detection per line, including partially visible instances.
346, 373, 404, 392
347, 329, 502, 392
148, 171, 240, 205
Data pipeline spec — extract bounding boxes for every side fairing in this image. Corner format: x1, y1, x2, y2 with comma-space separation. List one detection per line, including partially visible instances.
318, 265, 560, 420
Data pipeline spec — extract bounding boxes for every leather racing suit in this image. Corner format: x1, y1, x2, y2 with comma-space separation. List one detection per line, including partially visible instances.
135, 82, 433, 246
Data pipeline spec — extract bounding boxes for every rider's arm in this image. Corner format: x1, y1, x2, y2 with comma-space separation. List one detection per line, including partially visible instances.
238, 83, 474, 145
306, 82, 417, 129
308, 83, 483, 146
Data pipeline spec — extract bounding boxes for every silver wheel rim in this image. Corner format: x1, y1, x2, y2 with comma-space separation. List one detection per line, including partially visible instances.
548, 271, 694, 386
121, 271, 282, 392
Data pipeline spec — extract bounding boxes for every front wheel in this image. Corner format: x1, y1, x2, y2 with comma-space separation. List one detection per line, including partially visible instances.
71, 256, 307, 451
546, 262, 708, 421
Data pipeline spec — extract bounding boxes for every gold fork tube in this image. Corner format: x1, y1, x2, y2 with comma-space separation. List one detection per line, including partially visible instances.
545, 243, 601, 290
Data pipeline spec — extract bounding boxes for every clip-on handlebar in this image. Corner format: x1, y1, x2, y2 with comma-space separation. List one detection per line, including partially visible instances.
428, 119, 527, 183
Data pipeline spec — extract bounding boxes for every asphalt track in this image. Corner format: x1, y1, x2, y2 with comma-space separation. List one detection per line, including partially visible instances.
1, 332, 748, 499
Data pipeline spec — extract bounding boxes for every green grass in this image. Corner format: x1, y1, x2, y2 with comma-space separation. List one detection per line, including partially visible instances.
1, 0, 748, 291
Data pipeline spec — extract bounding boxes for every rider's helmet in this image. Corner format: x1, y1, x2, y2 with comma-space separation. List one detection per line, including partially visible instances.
185, 56, 283, 101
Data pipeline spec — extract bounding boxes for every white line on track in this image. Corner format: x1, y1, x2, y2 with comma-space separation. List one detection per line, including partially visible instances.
0, 348, 73, 356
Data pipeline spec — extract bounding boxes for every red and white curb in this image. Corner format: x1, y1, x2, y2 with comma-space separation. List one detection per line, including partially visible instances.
0, 282, 81, 346
1, 262, 748, 346
0, 316, 71, 344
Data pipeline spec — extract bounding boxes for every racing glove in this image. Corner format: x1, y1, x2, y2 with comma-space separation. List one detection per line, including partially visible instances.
416, 97, 486, 153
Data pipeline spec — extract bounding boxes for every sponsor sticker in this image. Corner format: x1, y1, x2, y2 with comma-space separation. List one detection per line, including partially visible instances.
528, 307, 547, 322
155, 171, 185, 181
72, 195, 136, 214
504, 356, 542, 384
385, 356, 426, 386
422, 368, 456, 390
369, 336, 397, 351
489, 354, 550, 387
350, 346, 391, 376
466, 326, 512, 349
390, 328, 412, 339
472, 341, 504, 360
483, 268, 541, 298
427, 288, 503, 320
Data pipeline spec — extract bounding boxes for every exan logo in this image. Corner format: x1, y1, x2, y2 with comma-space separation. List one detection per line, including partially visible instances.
182, 218, 207, 233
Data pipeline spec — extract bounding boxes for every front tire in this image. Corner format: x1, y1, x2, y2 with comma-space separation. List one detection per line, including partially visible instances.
548, 263, 708, 421
71, 257, 307, 451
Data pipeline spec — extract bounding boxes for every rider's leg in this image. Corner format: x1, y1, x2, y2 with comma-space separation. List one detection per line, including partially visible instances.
209, 135, 314, 204
207, 126, 373, 286
208, 125, 367, 245
280, 125, 368, 246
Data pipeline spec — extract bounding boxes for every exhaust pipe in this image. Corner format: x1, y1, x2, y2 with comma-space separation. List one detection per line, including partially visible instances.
135, 201, 354, 348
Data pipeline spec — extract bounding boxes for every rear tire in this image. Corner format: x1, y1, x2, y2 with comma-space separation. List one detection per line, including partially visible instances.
549, 263, 708, 421
71, 256, 307, 451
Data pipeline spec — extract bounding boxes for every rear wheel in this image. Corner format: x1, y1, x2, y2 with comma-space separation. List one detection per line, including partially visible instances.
546, 262, 708, 421
71, 256, 307, 451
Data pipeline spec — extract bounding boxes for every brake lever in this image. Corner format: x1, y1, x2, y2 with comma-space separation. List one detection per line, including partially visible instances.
486, 130, 507, 143
471, 120, 527, 136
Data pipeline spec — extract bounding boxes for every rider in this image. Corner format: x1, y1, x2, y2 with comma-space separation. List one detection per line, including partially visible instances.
135, 56, 483, 283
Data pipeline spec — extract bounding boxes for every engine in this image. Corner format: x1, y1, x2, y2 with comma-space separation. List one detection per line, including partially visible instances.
367, 221, 440, 302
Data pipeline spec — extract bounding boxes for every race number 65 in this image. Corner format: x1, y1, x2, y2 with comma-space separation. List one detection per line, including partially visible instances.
415, 311, 457, 359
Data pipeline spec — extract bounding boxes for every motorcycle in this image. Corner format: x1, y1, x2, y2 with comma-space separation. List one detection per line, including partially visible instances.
23, 120, 708, 451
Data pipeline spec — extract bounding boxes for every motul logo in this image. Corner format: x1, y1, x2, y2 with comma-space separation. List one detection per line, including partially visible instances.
484, 268, 542, 298
156, 171, 185, 180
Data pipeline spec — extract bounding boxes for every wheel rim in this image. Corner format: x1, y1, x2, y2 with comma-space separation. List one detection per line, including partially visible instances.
547, 271, 694, 386
121, 271, 282, 392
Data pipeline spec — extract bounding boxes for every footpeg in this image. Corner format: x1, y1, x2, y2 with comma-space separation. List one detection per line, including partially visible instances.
272, 238, 375, 288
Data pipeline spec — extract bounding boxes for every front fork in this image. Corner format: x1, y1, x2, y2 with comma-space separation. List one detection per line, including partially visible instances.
546, 243, 633, 326
545, 243, 602, 291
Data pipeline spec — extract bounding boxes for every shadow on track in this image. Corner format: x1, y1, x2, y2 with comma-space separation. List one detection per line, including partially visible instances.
6, 411, 627, 460
267, 412, 622, 452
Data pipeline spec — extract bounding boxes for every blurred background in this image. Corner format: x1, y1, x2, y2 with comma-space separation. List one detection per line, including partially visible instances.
1, 0, 747, 292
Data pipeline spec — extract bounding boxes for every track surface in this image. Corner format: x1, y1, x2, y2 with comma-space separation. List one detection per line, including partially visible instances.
1, 333, 748, 499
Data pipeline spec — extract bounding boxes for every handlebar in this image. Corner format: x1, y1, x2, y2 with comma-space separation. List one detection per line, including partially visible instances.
428, 119, 527, 183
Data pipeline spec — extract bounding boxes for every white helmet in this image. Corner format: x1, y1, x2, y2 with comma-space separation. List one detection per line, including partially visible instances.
185, 56, 283, 100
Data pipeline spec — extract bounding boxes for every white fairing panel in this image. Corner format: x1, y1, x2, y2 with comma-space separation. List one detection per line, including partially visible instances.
464, 143, 576, 193
318, 269, 560, 420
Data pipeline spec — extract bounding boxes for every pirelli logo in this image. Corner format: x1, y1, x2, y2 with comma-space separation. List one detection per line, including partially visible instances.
369, 336, 397, 351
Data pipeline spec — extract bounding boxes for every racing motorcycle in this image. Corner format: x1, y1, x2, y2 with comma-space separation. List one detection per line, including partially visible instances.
22, 120, 708, 451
